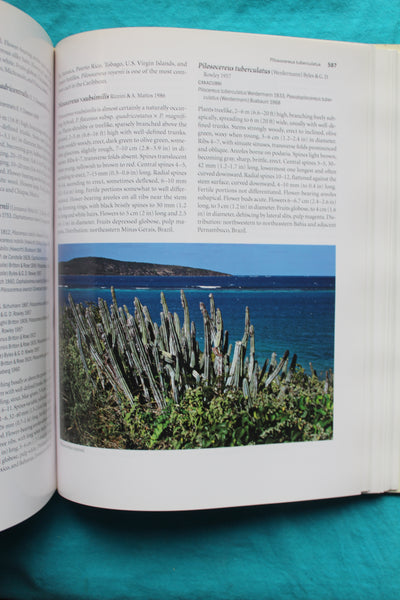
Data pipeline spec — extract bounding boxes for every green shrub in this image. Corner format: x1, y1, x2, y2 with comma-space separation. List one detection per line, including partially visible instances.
120, 384, 333, 450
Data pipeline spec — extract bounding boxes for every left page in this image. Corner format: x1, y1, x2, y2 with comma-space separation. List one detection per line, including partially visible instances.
0, 1, 55, 531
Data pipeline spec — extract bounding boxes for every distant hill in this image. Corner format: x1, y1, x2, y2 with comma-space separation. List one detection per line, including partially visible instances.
58, 256, 231, 277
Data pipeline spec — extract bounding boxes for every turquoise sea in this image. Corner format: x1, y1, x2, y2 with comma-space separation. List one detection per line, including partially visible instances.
59, 275, 335, 377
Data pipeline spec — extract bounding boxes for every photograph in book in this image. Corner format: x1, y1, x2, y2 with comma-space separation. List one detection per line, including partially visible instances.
58, 242, 335, 450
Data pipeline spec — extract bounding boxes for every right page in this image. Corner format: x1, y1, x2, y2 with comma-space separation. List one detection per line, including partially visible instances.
54, 28, 393, 510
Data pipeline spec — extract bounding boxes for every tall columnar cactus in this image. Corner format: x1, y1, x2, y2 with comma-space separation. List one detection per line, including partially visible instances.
67, 288, 325, 411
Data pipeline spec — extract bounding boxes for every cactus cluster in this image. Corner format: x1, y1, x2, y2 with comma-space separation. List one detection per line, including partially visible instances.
67, 287, 326, 411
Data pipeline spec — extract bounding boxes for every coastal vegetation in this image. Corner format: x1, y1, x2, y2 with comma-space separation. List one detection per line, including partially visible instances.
59, 288, 333, 449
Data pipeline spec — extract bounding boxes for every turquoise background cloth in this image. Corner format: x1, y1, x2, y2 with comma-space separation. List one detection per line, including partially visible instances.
1, 0, 400, 598
4, 0, 400, 44
1, 494, 400, 599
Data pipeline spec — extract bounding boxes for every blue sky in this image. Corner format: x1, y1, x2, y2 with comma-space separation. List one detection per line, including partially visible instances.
58, 243, 335, 276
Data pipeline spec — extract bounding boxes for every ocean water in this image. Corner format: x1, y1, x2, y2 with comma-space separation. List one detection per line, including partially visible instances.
58, 275, 335, 376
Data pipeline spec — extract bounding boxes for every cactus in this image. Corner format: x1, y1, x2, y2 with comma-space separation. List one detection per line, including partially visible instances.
66, 288, 330, 413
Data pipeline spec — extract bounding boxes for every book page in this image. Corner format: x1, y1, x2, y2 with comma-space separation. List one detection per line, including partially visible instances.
387, 46, 400, 493
0, 1, 55, 531
55, 28, 375, 510
380, 45, 400, 494
365, 47, 400, 494
395, 51, 400, 494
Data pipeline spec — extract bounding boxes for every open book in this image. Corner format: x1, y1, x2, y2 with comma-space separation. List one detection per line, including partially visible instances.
1, 0, 399, 532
